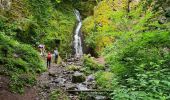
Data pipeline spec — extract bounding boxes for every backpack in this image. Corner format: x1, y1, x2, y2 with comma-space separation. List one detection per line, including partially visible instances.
47, 54, 52, 60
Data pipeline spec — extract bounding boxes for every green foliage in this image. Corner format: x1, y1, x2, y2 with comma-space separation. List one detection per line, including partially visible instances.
67, 65, 81, 71
106, 31, 170, 99
9, 73, 36, 93
82, 0, 170, 99
0, 34, 45, 93
0, 0, 89, 94
95, 71, 117, 89
83, 54, 104, 71
28, 0, 52, 26
42, 5, 75, 55
54, 0, 97, 18
111, 89, 163, 100
1, 0, 76, 55
0, 0, 81, 93
49, 89, 69, 100
72, 0, 97, 17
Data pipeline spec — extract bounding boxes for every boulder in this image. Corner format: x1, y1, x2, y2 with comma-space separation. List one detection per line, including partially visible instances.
53, 78, 66, 85
76, 83, 88, 90
75, 62, 83, 66
72, 71, 86, 83
48, 71, 57, 77
65, 84, 76, 90
68, 62, 74, 65
85, 81, 97, 89
44, 83, 50, 89
86, 75, 95, 82
95, 96, 106, 100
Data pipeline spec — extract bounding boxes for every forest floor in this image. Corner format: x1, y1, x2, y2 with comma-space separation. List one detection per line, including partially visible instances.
0, 75, 37, 100
0, 56, 106, 100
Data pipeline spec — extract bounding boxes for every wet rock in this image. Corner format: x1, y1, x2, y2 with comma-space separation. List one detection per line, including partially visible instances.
63, 71, 71, 74
67, 58, 73, 62
65, 84, 76, 90
84, 94, 96, 100
95, 95, 106, 100
86, 75, 95, 82
75, 58, 80, 61
44, 84, 50, 89
49, 83, 56, 89
68, 62, 74, 65
75, 62, 83, 66
13, 53, 19, 58
85, 81, 97, 89
69, 71, 75, 74
49, 71, 57, 77
69, 95, 79, 100
53, 78, 66, 84
159, 16, 167, 24
70, 58, 75, 61
76, 83, 88, 90
61, 62, 67, 67
64, 71, 74, 74
72, 71, 86, 83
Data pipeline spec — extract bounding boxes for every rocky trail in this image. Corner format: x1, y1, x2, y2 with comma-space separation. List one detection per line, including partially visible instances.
36, 57, 108, 100
0, 57, 108, 100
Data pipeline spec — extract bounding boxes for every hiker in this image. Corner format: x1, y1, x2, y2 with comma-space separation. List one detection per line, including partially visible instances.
54, 48, 58, 64
47, 52, 52, 68
38, 44, 45, 56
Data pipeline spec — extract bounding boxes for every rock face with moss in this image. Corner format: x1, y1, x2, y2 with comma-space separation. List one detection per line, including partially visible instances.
82, 0, 170, 99
82, 0, 170, 55
0, 0, 77, 55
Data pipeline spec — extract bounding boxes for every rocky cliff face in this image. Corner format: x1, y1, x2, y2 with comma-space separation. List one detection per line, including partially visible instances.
0, 0, 11, 10
162, 0, 170, 22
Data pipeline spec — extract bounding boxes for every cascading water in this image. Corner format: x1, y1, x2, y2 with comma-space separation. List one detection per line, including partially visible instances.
74, 10, 83, 57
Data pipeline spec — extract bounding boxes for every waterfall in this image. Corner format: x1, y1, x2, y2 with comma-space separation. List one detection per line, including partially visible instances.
74, 9, 83, 57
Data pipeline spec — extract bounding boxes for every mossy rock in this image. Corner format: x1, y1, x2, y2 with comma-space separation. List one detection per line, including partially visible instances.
72, 72, 86, 83
67, 65, 81, 71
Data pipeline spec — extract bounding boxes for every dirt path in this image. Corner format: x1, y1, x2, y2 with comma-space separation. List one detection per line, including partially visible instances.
95, 56, 105, 65
0, 75, 37, 100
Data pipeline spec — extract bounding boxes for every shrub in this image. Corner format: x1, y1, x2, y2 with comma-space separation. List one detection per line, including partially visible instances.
0, 34, 45, 93
49, 89, 69, 100
67, 65, 81, 71
95, 71, 118, 89
83, 54, 104, 71
105, 31, 170, 99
